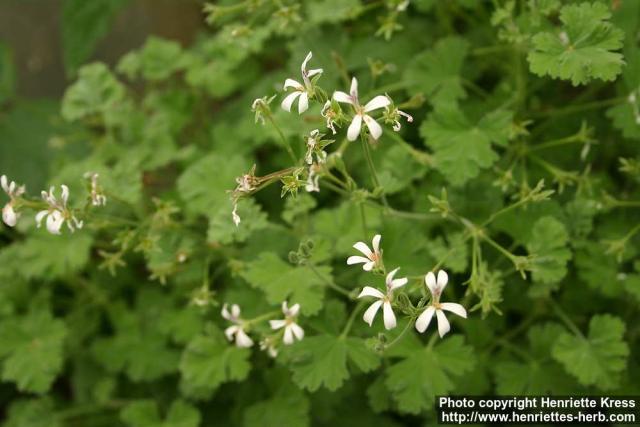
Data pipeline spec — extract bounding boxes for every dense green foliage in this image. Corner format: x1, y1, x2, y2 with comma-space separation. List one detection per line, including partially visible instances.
1, 0, 640, 425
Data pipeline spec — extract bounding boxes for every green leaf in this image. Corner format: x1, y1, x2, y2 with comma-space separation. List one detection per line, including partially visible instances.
240, 252, 329, 316
179, 326, 251, 399
420, 107, 512, 186
385, 336, 475, 414
121, 399, 201, 427
91, 301, 179, 382
243, 388, 310, 427
0, 232, 93, 281
525, 216, 571, 286
427, 232, 469, 273
574, 242, 624, 297
494, 323, 575, 394
207, 198, 268, 244
0, 311, 67, 394
552, 314, 629, 390
177, 153, 248, 216
4, 398, 60, 427
404, 37, 468, 106
305, 0, 361, 24
528, 2, 625, 85
61, 62, 126, 122
62, 0, 129, 74
117, 37, 186, 81
284, 335, 379, 392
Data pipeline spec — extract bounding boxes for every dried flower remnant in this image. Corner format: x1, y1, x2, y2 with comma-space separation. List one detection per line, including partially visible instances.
84, 172, 107, 206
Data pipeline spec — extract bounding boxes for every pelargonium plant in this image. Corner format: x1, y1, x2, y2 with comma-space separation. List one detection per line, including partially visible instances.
0, 0, 639, 426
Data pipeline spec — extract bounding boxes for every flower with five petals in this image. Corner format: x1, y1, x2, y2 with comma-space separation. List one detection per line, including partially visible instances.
221, 303, 254, 348
281, 52, 323, 114
358, 267, 408, 330
269, 301, 304, 345
333, 77, 390, 141
415, 270, 467, 337
347, 234, 383, 271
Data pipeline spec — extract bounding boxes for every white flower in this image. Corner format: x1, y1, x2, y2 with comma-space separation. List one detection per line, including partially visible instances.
333, 77, 391, 141
260, 337, 278, 358
270, 301, 304, 345
84, 172, 107, 206
35, 185, 83, 234
305, 129, 327, 165
221, 303, 254, 348
415, 270, 467, 338
357, 267, 408, 330
1, 175, 25, 227
281, 51, 323, 114
321, 100, 338, 134
347, 234, 382, 271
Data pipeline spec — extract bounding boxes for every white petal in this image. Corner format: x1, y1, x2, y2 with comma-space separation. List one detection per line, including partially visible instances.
221, 304, 231, 320
347, 255, 369, 265
358, 286, 385, 299
283, 325, 294, 345
281, 91, 302, 112
288, 303, 300, 317
0, 175, 8, 193
269, 319, 287, 330
435, 309, 451, 338
35, 210, 48, 227
235, 329, 254, 348
46, 210, 64, 235
349, 77, 358, 98
382, 301, 396, 330
425, 272, 437, 295
363, 261, 375, 271
437, 270, 449, 289
224, 325, 239, 341
290, 323, 304, 341
372, 234, 381, 253
347, 115, 363, 141
2, 204, 17, 227
332, 91, 353, 105
415, 306, 435, 333
352, 241, 373, 258
283, 78, 304, 91
363, 114, 383, 140
298, 92, 309, 114
61, 185, 69, 206
301, 51, 313, 72
390, 277, 408, 291
307, 68, 323, 78
231, 304, 241, 319
362, 300, 383, 326
364, 95, 391, 112
440, 302, 467, 318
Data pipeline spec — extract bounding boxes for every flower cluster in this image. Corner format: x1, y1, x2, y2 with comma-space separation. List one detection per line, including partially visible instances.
220, 300, 304, 358
1, 175, 25, 227
1, 173, 106, 234
350, 234, 467, 337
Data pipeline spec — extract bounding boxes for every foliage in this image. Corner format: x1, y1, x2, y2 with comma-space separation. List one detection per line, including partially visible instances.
1, 0, 639, 425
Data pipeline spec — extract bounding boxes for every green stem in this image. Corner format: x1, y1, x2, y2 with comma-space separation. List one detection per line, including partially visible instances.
549, 299, 584, 338
384, 320, 413, 351
360, 135, 389, 208
267, 115, 297, 163
308, 264, 354, 299
340, 300, 366, 338
530, 97, 626, 119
